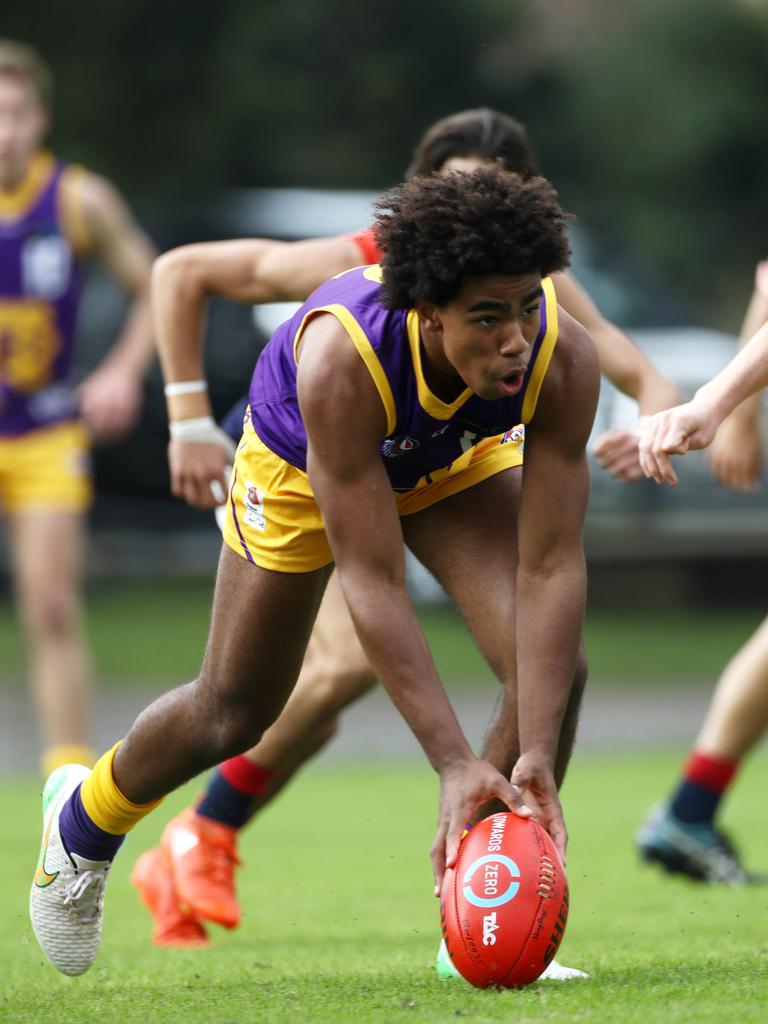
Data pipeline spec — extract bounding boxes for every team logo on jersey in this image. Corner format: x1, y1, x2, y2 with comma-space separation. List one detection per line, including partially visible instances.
382, 435, 420, 458
500, 426, 525, 446
22, 234, 72, 300
243, 481, 266, 531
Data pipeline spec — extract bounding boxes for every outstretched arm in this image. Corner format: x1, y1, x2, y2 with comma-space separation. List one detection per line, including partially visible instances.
552, 271, 682, 482
154, 234, 366, 507
638, 318, 768, 485
71, 171, 156, 440
297, 313, 527, 895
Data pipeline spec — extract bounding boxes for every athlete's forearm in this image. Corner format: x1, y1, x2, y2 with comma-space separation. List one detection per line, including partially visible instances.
554, 271, 680, 414
152, 252, 214, 422
726, 288, 768, 424
337, 570, 474, 772
514, 560, 586, 766
695, 320, 768, 426
592, 320, 680, 414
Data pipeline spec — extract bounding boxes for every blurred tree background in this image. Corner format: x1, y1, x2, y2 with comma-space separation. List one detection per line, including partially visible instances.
4, 0, 767, 323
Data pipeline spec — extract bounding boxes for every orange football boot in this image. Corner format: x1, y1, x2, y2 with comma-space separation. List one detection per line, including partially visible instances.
162, 808, 242, 929
130, 846, 210, 947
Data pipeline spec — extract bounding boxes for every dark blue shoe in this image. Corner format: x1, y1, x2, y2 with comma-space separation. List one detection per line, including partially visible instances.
636, 804, 766, 886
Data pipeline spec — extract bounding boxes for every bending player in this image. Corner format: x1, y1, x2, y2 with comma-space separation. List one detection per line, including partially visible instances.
0, 40, 155, 775
134, 107, 681, 951
31, 167, 599, 977
636, 259, 768, 884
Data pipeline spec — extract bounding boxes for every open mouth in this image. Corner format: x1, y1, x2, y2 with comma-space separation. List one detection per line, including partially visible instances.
496, 372, 525, 397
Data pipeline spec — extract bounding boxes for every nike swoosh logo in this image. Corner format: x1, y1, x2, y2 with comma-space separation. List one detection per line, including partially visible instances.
34, 789, 70, 888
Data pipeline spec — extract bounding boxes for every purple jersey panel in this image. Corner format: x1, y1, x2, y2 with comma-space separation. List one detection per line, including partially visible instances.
0, 155, 84, 435
248, 266, 554, 491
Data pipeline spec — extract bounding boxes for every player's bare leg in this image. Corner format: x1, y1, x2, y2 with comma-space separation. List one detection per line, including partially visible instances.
695, 614, 768, 761
10, 510, 94, 775
637, 614, 768, 885
147, 571, 376, 935
31, 545, 330, 974
114, 549, 331, 801
243, 570, 376, 795
402, 467, 588, 981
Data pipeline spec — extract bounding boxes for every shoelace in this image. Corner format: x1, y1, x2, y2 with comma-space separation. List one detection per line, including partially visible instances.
62, 870, 106, 923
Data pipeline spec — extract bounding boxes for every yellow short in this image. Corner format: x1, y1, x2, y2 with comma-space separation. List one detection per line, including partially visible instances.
222, 421, 524, 573
0, 420, 92, 515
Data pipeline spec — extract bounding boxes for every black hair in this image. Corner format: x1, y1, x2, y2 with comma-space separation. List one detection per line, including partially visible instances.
406, 108, 538, 179
375, 167, 571, 310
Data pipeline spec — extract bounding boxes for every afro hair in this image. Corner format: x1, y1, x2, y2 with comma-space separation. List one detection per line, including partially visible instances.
374, 167, 571, 310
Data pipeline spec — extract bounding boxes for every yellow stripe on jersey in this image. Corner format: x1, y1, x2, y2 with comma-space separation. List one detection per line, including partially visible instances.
0, 150, 55, 220
521, 276, 558, 424
363, 265, 383, 284
406, 308, 473, 420
293, 303, 397, 436
57, 165, 92, 255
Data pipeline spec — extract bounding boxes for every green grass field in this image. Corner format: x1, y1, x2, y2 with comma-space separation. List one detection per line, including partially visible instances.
4, 752, 768, 1024
0, 580, 764, 688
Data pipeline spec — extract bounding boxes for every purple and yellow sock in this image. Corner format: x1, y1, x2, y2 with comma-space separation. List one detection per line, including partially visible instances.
59, 742, 163, 862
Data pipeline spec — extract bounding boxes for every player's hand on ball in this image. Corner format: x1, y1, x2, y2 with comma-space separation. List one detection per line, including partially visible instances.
591, 428, 644, 482
432, 756, 531, 898
511, 751, 567, 866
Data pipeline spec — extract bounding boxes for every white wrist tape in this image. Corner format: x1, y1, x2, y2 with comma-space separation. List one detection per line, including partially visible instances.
168, 416, 237, 458
164, 379, 208, 397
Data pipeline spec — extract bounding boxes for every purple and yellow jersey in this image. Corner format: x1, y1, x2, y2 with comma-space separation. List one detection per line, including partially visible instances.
0, 151, 89, 436
249, 265, 558, 492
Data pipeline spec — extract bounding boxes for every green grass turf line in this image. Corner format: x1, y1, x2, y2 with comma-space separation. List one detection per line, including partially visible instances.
0, 580, 764, 688
3, 752, 768, 1022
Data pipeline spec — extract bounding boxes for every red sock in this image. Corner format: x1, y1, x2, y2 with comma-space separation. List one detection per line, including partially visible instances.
219, 755, 274, 796
683, 751, 738, 792
195, 756, 275, 828
670, 750, 739, 825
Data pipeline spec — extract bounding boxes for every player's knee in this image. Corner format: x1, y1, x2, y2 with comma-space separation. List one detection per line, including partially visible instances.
195, 687, 269, 761
305, 662, 376, 718
18, 585, 79, 641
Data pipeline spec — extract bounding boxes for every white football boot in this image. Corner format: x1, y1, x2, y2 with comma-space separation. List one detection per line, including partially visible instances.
30, 764, 112, 976
539, 959, 589, 981
435, 939, 589, 982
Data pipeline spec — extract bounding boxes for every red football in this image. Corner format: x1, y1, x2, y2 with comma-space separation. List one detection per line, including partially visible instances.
440, 811, 568, 988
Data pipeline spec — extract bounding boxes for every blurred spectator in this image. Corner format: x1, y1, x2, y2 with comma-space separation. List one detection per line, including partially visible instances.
0, 40, 155, 775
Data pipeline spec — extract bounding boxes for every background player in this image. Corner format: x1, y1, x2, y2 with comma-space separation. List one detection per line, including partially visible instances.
0, 40, 155, 775
31, 168, 599, 978
133, 107, 682, 949
637, 258, 768, 884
